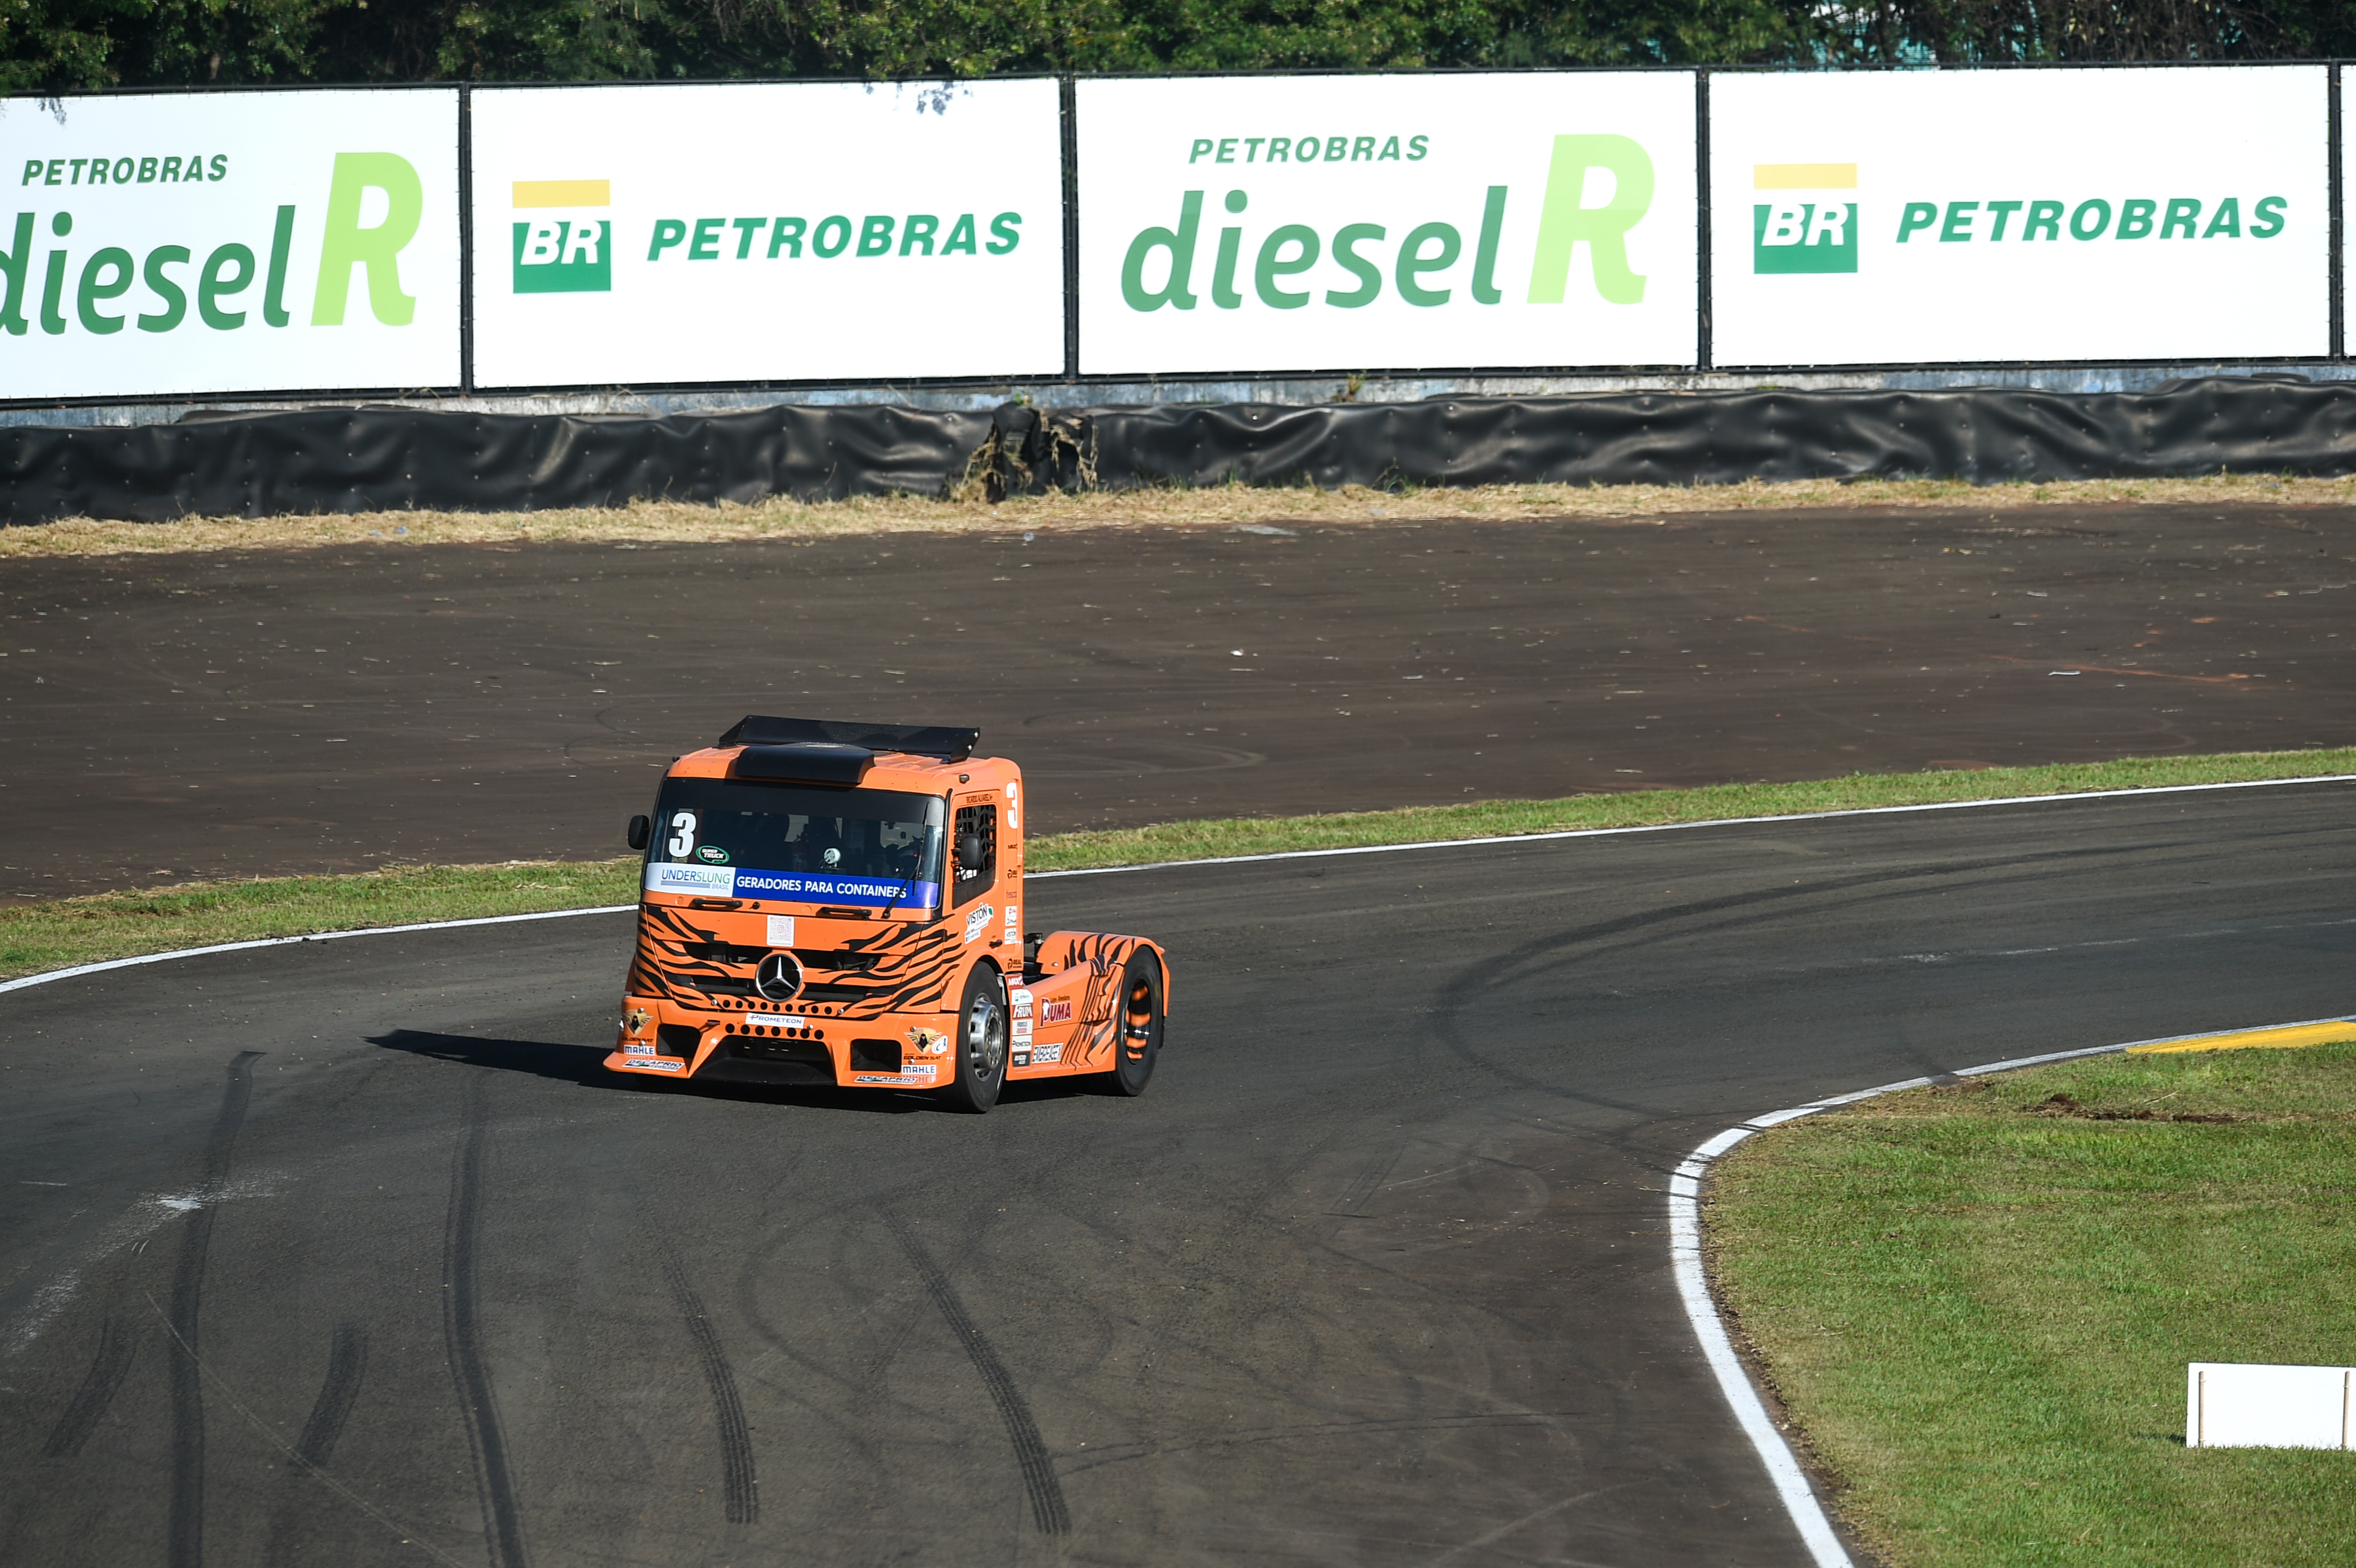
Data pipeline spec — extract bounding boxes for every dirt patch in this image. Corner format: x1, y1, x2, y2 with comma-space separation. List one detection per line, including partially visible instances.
2, 501, 2350, 901
2028, 1092, 2239, 1124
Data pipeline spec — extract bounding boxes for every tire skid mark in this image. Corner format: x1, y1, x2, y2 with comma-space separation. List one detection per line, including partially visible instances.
168, 1048, 262, 1568
41, 1313, 141, 1457
295, 1321, 369, 1470
886, 1213, 1071, 1536
139, 1292, 469, 1568
444, 1078, 529, 1568
1428, 846, 2169, 1103
264, 1321, 371, 1568
659, 1248, 759, 1526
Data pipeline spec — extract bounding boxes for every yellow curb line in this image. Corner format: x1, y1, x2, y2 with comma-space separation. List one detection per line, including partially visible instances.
2126, 1019, 2356, 1056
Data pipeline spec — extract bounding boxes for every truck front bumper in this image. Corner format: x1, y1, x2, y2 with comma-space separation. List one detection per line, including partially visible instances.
604, 995, 957, 1088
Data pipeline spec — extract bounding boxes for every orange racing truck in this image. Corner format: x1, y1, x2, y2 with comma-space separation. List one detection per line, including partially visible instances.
607, 716, 1168, 1111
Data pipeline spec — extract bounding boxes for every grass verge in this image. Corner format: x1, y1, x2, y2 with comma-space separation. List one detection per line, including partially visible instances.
1, 470, 2350, 558
1708, 1041, 2356, 1568
1, 747, 2348, 985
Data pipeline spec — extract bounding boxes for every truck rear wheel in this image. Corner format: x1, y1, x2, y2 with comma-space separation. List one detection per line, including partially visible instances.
941, 964, 1007, 1113
1106, 951, 1162, 1097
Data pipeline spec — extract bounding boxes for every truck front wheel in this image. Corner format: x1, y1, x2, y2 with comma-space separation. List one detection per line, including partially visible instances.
941, 965, 1007, 1113
1105, 951, 1162, 1097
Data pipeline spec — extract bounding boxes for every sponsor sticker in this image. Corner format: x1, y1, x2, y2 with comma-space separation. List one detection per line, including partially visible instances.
1043, 998, 1074, 1024
965, 904, 995, 942
1012, 1050, 1031, 1068
733, 868, 938, 907
1010, 989, 1033, 1017
511, 180, 613, 295
629, 1058, 684, 1073
1749, 164, 1858, 275
854, 1071, 934, 1085
624, 1041, 655, 1056
694, 843, 732, 864
766, 914, 797, 946
1012, 1018, 1034, 1040
1005, 904, 1019, 939
1032, 1042, 1064, 1065
742, 1013, 805, 1028
646, 862, 733, 897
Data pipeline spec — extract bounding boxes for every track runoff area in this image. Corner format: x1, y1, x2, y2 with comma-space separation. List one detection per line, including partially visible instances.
0, 773, 2347, 1564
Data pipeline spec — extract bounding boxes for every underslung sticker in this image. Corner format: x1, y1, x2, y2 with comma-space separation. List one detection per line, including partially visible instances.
646, 862, 733, 897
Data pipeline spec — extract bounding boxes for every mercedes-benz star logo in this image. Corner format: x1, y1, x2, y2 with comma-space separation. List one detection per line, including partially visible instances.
755, 951, 803, 1002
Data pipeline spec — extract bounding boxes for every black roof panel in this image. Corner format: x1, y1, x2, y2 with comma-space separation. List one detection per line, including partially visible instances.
716, 715, 978, 762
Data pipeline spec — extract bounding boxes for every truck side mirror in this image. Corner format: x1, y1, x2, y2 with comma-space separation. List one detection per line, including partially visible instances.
957, 832, 985, 871
627, 815, 650, 851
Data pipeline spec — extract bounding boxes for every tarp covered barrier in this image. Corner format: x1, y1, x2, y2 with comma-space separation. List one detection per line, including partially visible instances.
5, 376, 2354, 522
1027, 377, 2356, 494
0, 404, 994, 523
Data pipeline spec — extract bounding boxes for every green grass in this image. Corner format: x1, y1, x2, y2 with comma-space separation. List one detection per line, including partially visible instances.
1, 746, 2349, 985
1022, 747, 2356, 871
1709, 1043, 2356, 1568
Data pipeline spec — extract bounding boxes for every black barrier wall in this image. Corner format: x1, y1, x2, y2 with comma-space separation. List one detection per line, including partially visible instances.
0, 406, 994, 521
9, 378, 2355, 521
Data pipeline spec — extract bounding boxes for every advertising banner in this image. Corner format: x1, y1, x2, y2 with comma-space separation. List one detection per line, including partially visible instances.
0, 90, 459, 401
1074, 73, 1699, 375
1709, 67, 2329, 366
469, 81, 1065, 388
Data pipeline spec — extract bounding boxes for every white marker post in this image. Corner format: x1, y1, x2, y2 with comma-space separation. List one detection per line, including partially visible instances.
2188, 1364, 2356, 1449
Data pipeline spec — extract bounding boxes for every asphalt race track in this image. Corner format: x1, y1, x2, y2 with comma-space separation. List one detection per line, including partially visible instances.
4, 502, 2352, 900
4, 782, 2350, 1566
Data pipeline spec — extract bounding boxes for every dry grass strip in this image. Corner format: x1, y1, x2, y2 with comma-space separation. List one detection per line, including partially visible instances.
1, 471, 2347, 559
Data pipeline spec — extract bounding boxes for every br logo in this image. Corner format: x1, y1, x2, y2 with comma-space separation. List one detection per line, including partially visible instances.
1752, 163, 1857, 275
511, 179, 612, 293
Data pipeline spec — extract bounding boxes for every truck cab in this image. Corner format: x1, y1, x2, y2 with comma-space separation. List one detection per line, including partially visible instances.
608, 715, 1167, 1112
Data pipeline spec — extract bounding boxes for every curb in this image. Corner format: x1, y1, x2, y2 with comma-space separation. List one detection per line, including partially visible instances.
1669, 1016, 2356, 1567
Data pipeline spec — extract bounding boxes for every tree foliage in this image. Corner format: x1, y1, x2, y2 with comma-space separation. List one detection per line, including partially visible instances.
1, 0, 2345, 94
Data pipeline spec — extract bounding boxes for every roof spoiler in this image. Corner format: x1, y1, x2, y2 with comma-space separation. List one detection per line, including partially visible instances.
716, 715, 979, 763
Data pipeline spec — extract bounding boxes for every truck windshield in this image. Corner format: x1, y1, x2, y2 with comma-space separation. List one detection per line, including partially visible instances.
643, 778, 945, 914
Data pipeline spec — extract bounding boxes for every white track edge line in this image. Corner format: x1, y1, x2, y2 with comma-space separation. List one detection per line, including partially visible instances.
0, 905, 634, 997
2, 770, 2348, 1000
1028, 771, 2356, 879
1670, 1010, 2356, 1568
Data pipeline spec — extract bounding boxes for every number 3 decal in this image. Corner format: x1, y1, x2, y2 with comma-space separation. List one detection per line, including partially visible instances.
667, 811, 697, 858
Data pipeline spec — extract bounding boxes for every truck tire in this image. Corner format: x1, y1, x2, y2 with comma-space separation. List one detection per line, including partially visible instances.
1105, 950, 1162, 1097
941, 964, 1008, 1113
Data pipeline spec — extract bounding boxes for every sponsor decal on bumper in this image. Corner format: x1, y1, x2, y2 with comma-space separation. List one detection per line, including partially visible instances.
626, 1058, 684, 1073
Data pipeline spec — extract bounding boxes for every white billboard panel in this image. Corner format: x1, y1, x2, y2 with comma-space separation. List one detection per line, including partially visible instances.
0, 90, 459, 400
1709, 67, 2328, 366
469, 81, 1065, 388
1075, 74, 1699, 375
